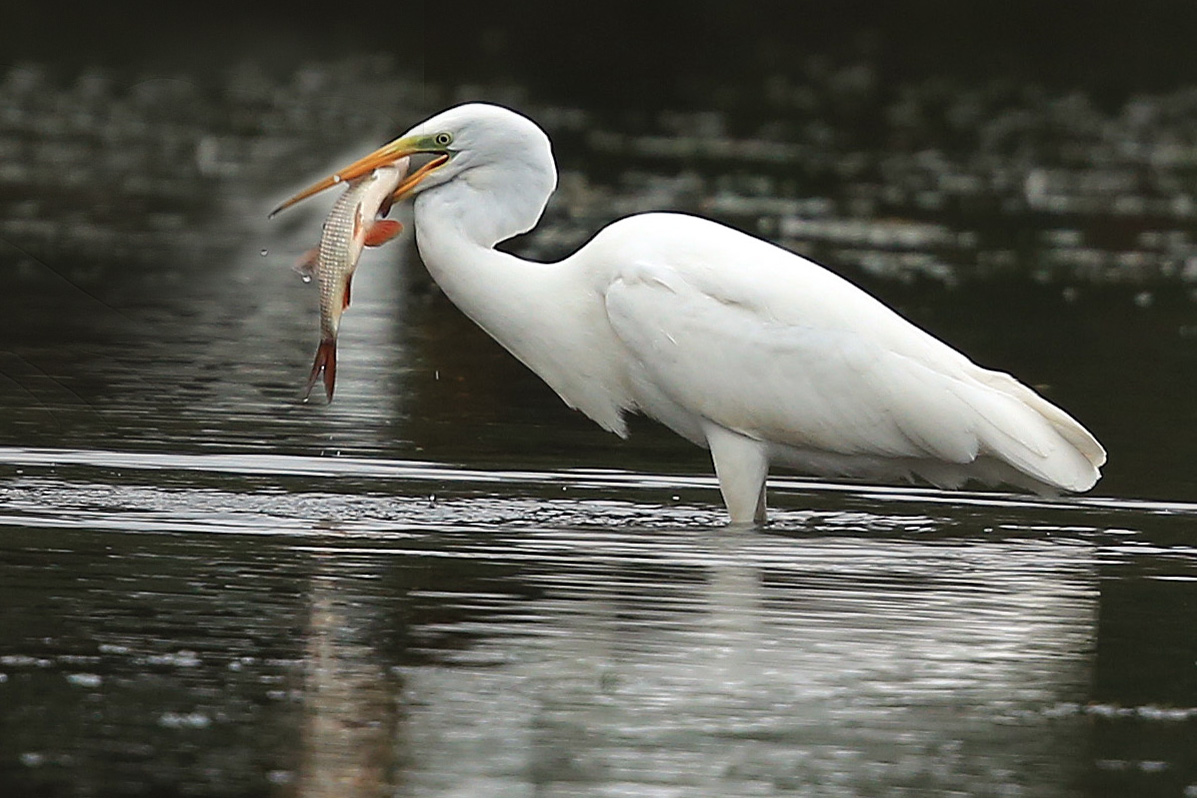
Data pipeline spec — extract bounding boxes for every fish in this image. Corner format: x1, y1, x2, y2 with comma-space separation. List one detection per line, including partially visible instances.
295, 161, 408, 402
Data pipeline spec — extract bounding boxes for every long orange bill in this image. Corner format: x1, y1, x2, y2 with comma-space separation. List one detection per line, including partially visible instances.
270, 138, 449, 217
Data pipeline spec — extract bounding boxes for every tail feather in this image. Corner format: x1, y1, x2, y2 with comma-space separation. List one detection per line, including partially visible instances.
303, 339, 337, 402
960, 369, 1104, 492
975, 370, 1106, 467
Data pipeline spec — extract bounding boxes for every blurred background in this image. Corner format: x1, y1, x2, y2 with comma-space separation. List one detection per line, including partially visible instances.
2, 3, 1196, 797
1, 1, 1195, 500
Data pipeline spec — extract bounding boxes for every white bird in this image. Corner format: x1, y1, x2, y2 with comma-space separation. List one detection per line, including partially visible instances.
272, 103, 1106, 523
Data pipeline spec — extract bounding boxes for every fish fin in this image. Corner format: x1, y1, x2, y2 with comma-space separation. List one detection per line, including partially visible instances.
303, 339, 337, 403
342, 273, 352, 310
364, 220, 403, 247
293, 247, 319, 279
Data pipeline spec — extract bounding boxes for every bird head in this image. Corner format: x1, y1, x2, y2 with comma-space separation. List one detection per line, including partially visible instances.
270, 103, 557, 240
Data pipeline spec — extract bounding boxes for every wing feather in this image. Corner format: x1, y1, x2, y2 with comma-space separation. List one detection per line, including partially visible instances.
597, 213, 1103, 492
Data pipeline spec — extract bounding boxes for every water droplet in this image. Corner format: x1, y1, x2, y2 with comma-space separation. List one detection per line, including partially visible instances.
332, 175, 342, 183
301, 275, 312, 284
259, 248, 268, 257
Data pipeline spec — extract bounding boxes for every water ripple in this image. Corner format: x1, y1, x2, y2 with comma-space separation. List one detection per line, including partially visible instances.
3, 445, 1195, 525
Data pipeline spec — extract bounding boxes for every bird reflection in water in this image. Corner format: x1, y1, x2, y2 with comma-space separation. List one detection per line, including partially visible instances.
379, 524, 1097, 795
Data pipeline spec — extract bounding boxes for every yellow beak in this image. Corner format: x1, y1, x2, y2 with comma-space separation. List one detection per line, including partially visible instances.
269, 134, 451, 217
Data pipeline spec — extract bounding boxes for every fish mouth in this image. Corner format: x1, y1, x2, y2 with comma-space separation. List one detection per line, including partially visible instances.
269, 134, 452, 217
390, 152, 451, 201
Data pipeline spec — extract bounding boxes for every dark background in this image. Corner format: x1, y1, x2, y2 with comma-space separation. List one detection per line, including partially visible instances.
7, 1, 1197, 107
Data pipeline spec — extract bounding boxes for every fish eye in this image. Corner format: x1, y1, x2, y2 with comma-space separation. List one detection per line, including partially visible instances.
434, 132, 452, 147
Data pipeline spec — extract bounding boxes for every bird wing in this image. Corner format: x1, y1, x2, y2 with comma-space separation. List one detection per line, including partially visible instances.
598, 213, 1102, 491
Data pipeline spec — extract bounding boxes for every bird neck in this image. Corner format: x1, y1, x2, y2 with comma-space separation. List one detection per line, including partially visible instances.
415, 195, 557, 352
412, 192, 631, 435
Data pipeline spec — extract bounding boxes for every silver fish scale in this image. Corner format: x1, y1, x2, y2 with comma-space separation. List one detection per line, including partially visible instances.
315, 179, 371, 339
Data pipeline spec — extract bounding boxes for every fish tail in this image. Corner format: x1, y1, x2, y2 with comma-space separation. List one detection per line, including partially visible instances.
303, 339, 337, 402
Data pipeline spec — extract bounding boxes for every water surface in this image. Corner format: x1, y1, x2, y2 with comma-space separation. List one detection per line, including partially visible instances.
1, 59, 1196, 797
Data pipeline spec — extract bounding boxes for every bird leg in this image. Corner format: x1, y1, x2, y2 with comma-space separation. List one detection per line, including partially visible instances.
704, 424, 769, 524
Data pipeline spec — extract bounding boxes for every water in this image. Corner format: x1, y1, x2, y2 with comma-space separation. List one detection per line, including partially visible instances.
2, 454, 1196, 797
2, 57, 1197, 797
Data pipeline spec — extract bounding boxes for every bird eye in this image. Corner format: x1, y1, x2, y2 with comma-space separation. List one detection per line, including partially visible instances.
434, 132, 452, 147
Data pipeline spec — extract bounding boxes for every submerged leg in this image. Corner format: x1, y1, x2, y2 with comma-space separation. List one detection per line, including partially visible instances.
704, 424, 769, 524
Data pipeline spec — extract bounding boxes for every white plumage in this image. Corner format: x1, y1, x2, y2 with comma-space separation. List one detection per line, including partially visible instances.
274, 103, 1106, 523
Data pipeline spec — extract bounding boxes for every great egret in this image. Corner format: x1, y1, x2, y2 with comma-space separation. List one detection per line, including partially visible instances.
272, 103, 1105, 523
